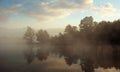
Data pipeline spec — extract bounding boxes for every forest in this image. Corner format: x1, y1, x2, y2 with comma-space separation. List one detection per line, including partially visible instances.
24, 16, 120, 72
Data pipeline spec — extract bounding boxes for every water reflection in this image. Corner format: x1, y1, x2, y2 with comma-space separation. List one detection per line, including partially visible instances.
24, 47, 35, 64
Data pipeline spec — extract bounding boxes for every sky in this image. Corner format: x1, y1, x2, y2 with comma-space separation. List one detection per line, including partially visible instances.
0, 0, 120, 29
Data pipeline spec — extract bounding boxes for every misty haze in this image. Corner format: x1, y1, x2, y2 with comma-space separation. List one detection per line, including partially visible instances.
0, 0, 120, 72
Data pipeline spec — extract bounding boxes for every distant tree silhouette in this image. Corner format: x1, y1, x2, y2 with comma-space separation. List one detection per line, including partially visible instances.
24, 26, 35, 64
64, 24, 78, 34
24, 26, 35, 44
36, 30, 49, 44
23, 16, 120, 72
35, 30, 50, 61
79, 16, 94, 32
79, 16, 95, 45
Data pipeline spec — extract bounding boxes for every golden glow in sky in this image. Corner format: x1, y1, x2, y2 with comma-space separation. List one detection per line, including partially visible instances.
0, 0, 120, 29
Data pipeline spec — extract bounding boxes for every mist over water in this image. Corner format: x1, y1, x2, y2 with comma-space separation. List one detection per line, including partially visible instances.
0, 37, 26, 63
0, 36, 82, 72
0, 37, 119, 72
0, 17, 120, 72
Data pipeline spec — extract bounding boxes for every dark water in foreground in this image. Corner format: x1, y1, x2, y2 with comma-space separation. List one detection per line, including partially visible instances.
0, 37, 119, 72
0, 37, 82, 72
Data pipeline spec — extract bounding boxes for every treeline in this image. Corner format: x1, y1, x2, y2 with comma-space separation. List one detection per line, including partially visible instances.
24, 16, 120, 72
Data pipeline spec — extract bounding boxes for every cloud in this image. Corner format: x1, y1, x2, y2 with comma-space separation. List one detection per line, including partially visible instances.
2, 0, 92, 22
0, 4, 22, 23
0, 8, 8, 22
92, 3, 116, 16
25, 0, 93, 22
0, 0, 119, 23
45, 0, 93, 9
